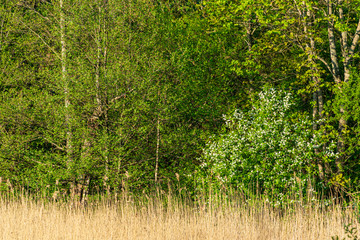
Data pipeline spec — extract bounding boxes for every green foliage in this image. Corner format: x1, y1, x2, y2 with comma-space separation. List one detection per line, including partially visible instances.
0, 0, 241, 195
196, 88, 321, 200
1, 0, 360, 200
329, 68, 360, 188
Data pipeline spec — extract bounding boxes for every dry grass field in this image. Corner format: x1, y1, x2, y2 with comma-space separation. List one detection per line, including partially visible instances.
0, 193, 358, 240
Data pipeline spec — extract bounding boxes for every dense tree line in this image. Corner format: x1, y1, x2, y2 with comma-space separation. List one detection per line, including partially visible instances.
0, 0, 359, 200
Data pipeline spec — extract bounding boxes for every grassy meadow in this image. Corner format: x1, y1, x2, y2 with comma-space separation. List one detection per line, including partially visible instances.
0, 191, 358, 240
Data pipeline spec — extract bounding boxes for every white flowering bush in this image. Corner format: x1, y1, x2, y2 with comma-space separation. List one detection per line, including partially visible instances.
196, 88, 319, 199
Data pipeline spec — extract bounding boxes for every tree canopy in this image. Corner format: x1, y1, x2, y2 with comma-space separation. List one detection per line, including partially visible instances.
0, 0, 359, 200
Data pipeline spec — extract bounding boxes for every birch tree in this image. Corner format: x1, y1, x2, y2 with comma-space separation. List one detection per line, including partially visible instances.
287, 0, 360, 176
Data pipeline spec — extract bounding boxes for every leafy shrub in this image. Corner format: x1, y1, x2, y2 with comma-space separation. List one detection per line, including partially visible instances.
196, 88, 320, 201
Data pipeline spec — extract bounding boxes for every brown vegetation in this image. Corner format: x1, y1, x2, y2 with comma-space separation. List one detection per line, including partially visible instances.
0, 193, 358, 240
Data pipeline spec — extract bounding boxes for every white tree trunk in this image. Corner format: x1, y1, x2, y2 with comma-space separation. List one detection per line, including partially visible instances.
60, 0, 72, 164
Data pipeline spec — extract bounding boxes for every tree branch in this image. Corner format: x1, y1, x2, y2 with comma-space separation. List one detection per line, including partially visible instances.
109, 94, 127, 104
19, 20, 60, 60
348, 18, 360, 58
316, 55, 335, 78
43, 137, 65, 151
108, 89, 135, 105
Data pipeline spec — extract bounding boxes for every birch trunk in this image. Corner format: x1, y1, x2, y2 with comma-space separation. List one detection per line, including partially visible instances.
323, 0, 360, 174
302, 4, 327, 179
60, 0, 72, 164
155, 112, 160, 184
326, 0, 345, 173
246, 17, 253, 52
82, 0, 110, 196
97, 1, 110, 195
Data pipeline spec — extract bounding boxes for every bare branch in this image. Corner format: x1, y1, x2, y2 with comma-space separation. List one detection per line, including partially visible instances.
327, 1, 341, 83
293, 0, 303, 17
43, 137, 65, 151
109, 89, 134, 104
17, 3, 53, 24
316, 55, 335, 78
109, 94, 127, 104
18, 20, 60, 60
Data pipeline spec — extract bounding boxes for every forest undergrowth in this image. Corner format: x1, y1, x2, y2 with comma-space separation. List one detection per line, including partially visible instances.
0, 188, 359, 240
